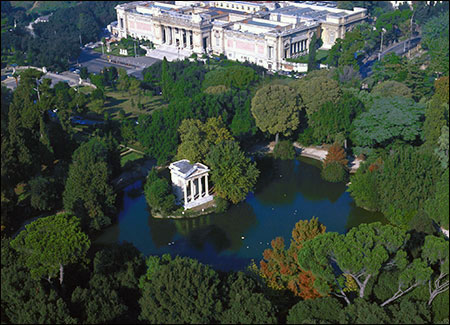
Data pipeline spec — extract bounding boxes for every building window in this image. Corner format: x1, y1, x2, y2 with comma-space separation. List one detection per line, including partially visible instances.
120, 18, 124, 29
216, 35, 220, 46
268, 46, 273, 59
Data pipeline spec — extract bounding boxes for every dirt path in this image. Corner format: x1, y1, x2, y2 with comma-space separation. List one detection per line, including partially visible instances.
30, 1, 39, 12
248, 141, 363, 173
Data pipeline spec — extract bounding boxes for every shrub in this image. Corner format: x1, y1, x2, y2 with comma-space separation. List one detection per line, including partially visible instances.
297, 128, 316, 146
273, 140, 296, 160
321, 161, 348, 183
214, 197, 229, 213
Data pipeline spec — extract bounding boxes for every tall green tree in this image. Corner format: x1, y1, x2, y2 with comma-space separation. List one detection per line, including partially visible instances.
10, 213, 90, 285
350, 96, 425, 149
138, 255, 222, 324
309, 91, 364, 144
293, 72, 342, 118
425, 169, 449, 229
297, 222, 409, 305
251, 84, 302, 143
63, 138, 116, 231
422, 235, 449, 306
206, 141, 259, 204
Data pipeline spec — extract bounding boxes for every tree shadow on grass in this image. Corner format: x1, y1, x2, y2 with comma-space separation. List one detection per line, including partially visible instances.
104, 96, 127, 108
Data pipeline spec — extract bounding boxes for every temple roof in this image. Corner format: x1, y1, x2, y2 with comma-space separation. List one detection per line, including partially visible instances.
169, 159, 210, 179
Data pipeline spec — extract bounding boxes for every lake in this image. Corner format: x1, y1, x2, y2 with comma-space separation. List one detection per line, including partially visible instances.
95, 156, 386, 271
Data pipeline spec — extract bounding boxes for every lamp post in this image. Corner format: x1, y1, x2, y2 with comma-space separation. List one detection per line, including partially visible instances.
378, 27, 386, 61
408, 11, 415, 58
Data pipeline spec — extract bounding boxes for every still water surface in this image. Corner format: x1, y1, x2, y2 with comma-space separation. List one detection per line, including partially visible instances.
95, 157, 386, 271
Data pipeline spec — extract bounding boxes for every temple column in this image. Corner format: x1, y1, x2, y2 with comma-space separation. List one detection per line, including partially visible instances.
183, 181, 188, 205
199, 175, 203, 198
205, 174, 209, 196
190, 179, 195, 202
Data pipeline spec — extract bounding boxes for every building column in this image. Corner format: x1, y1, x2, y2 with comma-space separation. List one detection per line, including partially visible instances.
164, 26, 169, 44
183, 181, 188, 206
187, 30, 192, 49
172, 27, 176, 46
205, 174, 209, 196
181, 29, 185, 48
199, 176, 203, 198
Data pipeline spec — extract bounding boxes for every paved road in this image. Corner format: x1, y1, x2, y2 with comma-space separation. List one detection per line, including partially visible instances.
360, 36, 421, 78
77, 48, 160, 80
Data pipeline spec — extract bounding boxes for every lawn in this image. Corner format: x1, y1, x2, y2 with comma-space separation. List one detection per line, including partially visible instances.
100, 90, 168, 119
78, 85, 95, 95
286, 50, 329, 64
120, 151, 144, 167
11, 1, 81, 14
93, 42, 145, 58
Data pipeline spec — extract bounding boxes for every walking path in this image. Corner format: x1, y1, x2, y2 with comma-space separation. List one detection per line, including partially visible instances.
249, 141, 363, 173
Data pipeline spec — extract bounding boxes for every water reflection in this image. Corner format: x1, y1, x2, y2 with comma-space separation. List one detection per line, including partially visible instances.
96, 156, 387, 271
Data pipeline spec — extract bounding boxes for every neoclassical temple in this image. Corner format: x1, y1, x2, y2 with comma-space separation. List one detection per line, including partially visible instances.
169, 159, 214, 210
111, 1, 367, 71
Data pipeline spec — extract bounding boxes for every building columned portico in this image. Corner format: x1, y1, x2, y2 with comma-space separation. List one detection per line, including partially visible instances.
169, 159, 214, 210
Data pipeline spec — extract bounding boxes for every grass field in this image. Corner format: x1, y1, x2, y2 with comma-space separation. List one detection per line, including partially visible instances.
78, 86, 95, 95
98, 90, 167, 119
11, 1, 80, 14
120, 151, 144, 167
286, 50, 329, 64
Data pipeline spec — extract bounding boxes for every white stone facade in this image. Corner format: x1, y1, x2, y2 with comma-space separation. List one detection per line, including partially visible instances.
112, 1, 367, 71
169, 159, 214, 210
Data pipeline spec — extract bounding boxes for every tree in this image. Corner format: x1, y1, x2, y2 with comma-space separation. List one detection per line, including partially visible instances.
206, 141, 259, 204
139, 255, 222, 324
144, 168, 175, 215
309, 91, 364, 144
350, 96, 425, 148
425, 169, 449, 229
176, 117, 233, 164
372, 80, 413, 98
293, 73, 342, 118
287, 296, 344, 324
321, 144, 348, 183
422, 235, 449, 306
251, 84, 302, 143
435, 126, 449, 169
230, 97, 257, 139
220, 272, 277, 324
307, 33, 318, 72
260, 217, 325, 299
422, 11, 449, 76
80, 67, 89, 80
161, 57, 173, 101
63, 138, 117, 231
71, 274, 128, 324
29, 175, 60, 211
273, 140, 296, 160
348, 158, 383, 211
377, 146, 441, 227
10, 213, 90, 285
297, 223, 410, 305
203, 65, 258, 90
423, 94, 448, 147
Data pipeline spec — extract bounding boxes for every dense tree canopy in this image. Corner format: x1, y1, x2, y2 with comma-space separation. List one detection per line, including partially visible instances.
351, 96, 425, 149
251, 84, 302, 142
10, 213, 90, 285
206, 140, 259, 204
63, 137, 117, 231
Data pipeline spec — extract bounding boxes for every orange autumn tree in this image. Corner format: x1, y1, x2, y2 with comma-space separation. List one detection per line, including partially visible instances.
260, 217, 326, 299
321, 143, 348, 183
